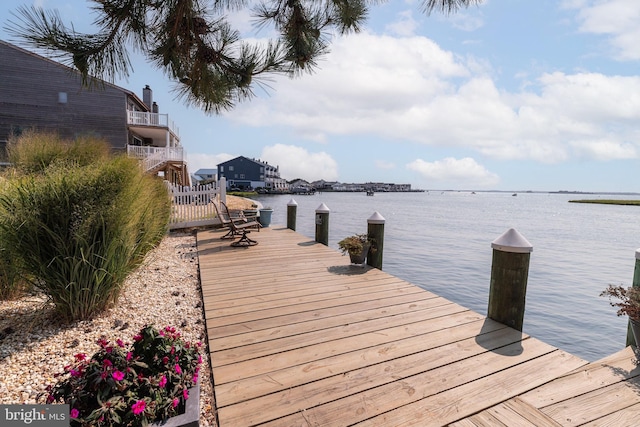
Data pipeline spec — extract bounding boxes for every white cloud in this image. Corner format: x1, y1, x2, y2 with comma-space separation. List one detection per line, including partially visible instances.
570, 0, 640, 60
407, 157, 499, 187
385, 10, 420, 37
223, 29, 640, 166
260, 144, 339, 182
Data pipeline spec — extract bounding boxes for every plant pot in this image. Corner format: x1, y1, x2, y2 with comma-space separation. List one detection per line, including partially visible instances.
348, 242, 370, 265
258, 209, 273, 227
151, 383, 200, 427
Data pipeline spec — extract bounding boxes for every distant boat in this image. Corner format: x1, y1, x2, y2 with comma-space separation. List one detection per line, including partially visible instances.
512, 193, 517, 196
366, 190, 374, 196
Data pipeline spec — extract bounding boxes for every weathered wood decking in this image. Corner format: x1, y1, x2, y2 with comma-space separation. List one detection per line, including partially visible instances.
197, 226, 640, 426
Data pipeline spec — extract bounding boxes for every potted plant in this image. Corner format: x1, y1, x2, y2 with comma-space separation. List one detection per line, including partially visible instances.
337, 233, 374, 265
258, 206, 273, 227
46, 325, 202, 427
601, 284, 640, 349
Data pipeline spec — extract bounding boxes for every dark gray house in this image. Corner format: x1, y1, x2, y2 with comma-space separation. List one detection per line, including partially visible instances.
0, 40, 188, 185
217, 156, 288, 191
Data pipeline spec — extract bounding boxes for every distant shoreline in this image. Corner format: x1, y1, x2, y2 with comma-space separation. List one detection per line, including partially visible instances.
568, 199, 640, 206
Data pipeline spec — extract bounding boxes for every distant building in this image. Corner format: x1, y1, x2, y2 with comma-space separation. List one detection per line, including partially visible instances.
217, 156, 288, 191
0, 40, 188, 185
192, 168, 217, 184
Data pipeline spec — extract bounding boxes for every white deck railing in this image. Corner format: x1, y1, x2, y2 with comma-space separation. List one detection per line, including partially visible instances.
127, 146, 185, 171
127, 111, 179, 136
166, 181, 227, 230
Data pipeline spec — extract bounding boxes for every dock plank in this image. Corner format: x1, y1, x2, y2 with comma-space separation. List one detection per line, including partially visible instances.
196, 227, 636, 426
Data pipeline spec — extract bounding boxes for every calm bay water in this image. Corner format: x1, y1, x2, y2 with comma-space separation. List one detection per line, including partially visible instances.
253, 191, 640, 361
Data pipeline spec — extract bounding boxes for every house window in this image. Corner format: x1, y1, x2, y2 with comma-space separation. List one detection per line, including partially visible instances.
132, 136, 143, 146
229, 166, 234, 171
220, 166, 224, 172
239, 174, 245, 179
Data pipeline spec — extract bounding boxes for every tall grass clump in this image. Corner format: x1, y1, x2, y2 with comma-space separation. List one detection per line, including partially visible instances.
6, 130, 111, 175
0, 134, 170, 321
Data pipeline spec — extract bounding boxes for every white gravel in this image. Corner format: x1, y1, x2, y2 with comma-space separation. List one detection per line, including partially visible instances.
0, 231, 217, 426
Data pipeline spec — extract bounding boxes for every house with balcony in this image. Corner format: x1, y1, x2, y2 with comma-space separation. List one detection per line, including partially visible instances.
217, 156, 288, 192
0, 40, 188, 185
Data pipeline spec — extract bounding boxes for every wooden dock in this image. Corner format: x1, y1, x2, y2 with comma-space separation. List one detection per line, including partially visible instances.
197, 226, 640, 426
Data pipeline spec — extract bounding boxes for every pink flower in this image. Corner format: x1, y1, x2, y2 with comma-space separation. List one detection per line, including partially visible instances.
46, 395, 54, 404
69, 369, 81, 378
198, 355, 203, 364
193, 373, 199, 384
172, 398, 179, 408
112, 370, 125, 381
159, 375, 167, 388
116, 339, 125, 348
102, 359, 112, 367
162, 356, 169, 365
97, 338, 109, 348
174, 364, 182, 375
74, 353, 86, 361
70, 408, 79, 419
131, 400, 146, 415
133, 334, 143, 342
183, 388, 189, 400
126, 352, 133, 361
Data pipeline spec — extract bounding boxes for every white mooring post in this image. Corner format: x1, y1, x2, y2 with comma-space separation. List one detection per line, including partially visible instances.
287, 198, 298, 231
367, 212, 385, 270
487, 228, 533, 332
315, 203, 330, 246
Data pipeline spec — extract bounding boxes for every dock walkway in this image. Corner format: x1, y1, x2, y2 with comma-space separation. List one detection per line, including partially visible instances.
197, 226, 640, 426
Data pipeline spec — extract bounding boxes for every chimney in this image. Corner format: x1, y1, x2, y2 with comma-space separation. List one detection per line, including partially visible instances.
143, 85, 152, 110
152, 102, 159, 113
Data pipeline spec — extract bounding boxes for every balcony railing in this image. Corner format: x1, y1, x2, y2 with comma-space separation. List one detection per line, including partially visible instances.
127, 111, 179, 136
127, 145, 185, 172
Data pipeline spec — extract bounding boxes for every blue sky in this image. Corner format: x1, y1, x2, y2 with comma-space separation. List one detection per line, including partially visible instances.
2, 0, 640, 192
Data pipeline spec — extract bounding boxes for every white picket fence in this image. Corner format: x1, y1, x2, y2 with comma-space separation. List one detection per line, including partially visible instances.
166, 179, 227, 230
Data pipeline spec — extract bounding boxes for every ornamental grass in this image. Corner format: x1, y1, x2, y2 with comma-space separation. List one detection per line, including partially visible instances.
0, 133, 170, 320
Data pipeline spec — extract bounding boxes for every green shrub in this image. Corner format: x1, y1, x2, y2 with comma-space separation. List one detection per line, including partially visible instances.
0, 135, 170, 321
0, 246, 29, 300
6, 130, 111, 175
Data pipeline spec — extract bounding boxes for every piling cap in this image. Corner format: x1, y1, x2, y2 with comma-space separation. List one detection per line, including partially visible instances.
367, 211, 386, 224
636, 248, 640, 260
491, 228, 533, 253
315, 203, 330, 213
287, 198, 298, 206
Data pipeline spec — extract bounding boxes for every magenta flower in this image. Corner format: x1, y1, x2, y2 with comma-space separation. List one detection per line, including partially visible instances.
126, 352, 133, 361
198, 354, 203, 364
102, 359, 112, 367
74, 353, 87, 361
172, 398, 179, 408
162, 356, 169, 365
70, 408, 79, 419
133, 334, 143, 342
112, 370, 125, 381
69, 369, 81, 378
183, 388, 189, 400
175, 364, 182, 375
159, 375, 167, 388
116, 339, 125, 348
193, 373, 199, 384
131, 400, 146, 415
